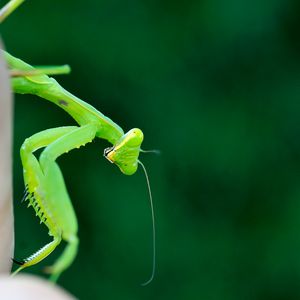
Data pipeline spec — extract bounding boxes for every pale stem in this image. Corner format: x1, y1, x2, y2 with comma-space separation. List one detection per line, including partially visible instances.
0, 42, 14, 274
0, 0, 25, 23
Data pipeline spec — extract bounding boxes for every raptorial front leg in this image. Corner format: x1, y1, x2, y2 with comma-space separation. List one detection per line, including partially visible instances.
13, 126, 78, 275
36, 123, 98, 280
14, 123, 98, 279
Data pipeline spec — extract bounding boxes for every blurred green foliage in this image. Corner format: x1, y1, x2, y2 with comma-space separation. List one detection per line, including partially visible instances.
2, 0, 300, 299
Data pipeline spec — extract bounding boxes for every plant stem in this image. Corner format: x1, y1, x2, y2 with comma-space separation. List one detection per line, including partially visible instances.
0, 0, 25, 23
0, 46, 14, 274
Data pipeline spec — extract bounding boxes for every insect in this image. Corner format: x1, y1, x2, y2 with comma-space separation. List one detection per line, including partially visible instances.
3, 50, 156, 284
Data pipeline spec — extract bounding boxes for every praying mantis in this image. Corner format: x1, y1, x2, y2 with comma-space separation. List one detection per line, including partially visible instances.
1, 0, 156, 285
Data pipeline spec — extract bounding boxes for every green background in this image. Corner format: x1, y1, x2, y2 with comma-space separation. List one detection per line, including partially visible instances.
2, 0, 300, 299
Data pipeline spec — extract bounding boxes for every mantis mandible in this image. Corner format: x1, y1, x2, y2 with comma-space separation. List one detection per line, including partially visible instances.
1, 0, 156, 285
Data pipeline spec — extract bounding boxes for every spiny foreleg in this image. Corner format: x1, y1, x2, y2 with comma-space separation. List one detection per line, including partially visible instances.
12, 126, 78, 275
37, 123, 98, 280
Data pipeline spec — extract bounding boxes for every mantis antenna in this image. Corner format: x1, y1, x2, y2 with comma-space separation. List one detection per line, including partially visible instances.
138, 160, 156, 286
140, 149, 161, 155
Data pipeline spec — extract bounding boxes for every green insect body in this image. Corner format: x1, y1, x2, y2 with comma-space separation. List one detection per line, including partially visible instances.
5, 51, 147, 282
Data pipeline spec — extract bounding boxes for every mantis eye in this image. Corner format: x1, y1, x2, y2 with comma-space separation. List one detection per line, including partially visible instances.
103, 147, 114, 163
103, 128, 144, 175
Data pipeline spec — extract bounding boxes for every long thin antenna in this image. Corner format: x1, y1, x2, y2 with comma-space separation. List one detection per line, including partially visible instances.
138, 160, 156, 286
140, 149, 161, 155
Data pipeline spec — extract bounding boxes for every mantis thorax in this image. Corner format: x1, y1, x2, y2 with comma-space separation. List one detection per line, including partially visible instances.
104, 128, 143, 175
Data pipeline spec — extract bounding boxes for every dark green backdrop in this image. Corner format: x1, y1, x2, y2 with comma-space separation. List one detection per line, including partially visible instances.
2, 0, 300, 299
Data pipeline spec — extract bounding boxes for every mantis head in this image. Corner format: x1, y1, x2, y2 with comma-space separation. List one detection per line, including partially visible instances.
104, 128, 143, 175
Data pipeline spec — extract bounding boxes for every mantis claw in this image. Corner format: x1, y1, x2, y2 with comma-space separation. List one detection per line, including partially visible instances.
11, 258, 24, 266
